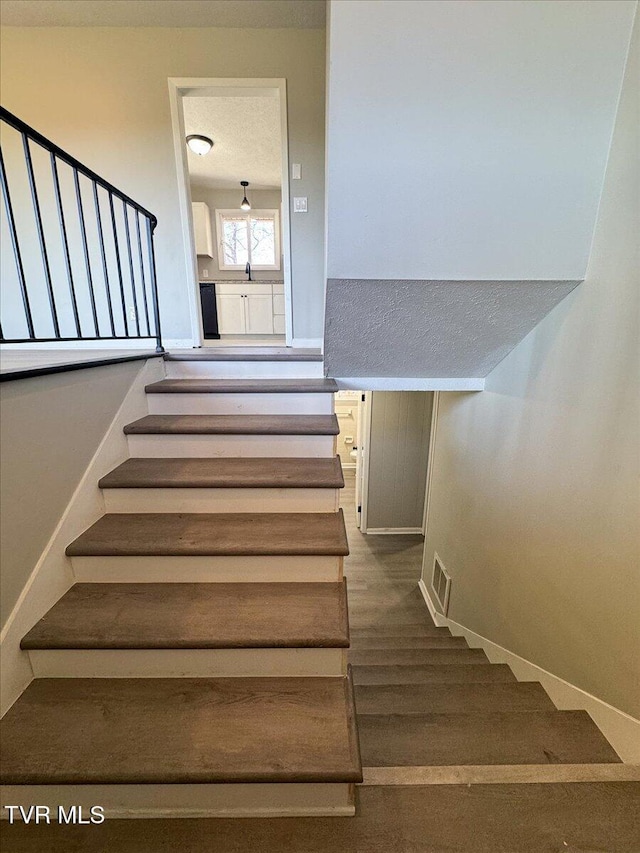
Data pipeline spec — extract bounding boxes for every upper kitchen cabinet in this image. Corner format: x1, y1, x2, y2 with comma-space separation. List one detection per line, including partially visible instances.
192, 202, 214, 257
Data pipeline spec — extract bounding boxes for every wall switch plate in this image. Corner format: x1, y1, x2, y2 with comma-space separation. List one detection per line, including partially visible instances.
291, 163, 302, 180
203, 269, 209, 278
293, 197, 308, 213
128, 306, 137, 322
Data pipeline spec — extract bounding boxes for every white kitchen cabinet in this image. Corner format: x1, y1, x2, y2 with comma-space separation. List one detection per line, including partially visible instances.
272, 284, 285, 335
245, 293, 274, 334
192, 202, 214, 257
216, 293, 245, 334
215, 284, 274, 334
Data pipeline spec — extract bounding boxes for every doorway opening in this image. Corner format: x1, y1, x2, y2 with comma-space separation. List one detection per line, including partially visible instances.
341, 391, 436, 535
168, 79, 293, 348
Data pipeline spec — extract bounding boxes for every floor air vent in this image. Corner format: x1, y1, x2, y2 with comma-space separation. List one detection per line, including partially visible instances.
431, 553, 451, 616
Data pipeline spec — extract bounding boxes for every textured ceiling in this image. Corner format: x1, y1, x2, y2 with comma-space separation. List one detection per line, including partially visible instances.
184, 95, 282, 190
0, 0, 326, 28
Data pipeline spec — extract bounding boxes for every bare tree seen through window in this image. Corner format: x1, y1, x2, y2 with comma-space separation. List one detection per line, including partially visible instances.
220, 214, 277, 267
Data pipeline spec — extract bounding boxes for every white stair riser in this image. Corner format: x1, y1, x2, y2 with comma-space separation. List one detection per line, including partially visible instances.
127, 434, 337, 458
71, 555, 343, 583
0, 783, 355, 819
28, 648, 346, 679
165, 361, 324, 379
147, 393, 333, 415
103, 488, 339, 514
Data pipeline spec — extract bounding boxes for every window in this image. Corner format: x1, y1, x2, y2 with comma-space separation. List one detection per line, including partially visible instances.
215, 209, 281, 271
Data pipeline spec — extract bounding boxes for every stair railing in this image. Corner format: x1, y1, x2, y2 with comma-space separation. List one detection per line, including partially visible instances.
0, 106, 163, 352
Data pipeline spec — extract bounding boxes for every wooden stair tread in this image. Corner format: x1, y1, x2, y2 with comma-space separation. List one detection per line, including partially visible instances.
349, 648, 489, 665
145, 378, 338, 394
349, 636, 468, 649
123, 414, 339, 435
65, 511, 349, 557
348, 606, 438, 627
99, 456, 345, 490
164, 349, 322, 362
21, 582, 349, 650
354, 682, 556, 714
350, 624, 451, 638
352, 664, 517, 685
358, 712, 622, 766
0, 677, 362, 785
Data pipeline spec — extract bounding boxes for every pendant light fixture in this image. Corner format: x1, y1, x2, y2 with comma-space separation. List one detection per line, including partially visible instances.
240, 180, 251, 211
186, 135, 214, 156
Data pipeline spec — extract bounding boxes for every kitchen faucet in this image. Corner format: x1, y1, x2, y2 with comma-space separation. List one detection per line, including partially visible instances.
245, 262, 252, 281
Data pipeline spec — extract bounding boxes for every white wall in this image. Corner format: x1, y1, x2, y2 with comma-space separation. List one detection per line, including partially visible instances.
423, 16, 639, 719
366, 392, 432, 531
190, 187, 282, 281
326, 0, 635, 280
0, 26, 326, 344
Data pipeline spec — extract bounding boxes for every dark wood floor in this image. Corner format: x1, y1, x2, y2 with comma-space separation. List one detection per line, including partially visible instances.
3, 784, 639, 852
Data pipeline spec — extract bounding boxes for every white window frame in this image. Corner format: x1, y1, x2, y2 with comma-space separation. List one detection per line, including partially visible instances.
215, 208, 281, 272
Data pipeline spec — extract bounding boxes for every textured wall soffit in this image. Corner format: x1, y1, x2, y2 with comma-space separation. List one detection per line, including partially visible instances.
323, 279, 581, 379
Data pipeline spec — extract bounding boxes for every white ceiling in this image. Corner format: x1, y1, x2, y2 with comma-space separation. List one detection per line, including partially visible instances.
0, 0, 326, 28
184, 95, 282, 191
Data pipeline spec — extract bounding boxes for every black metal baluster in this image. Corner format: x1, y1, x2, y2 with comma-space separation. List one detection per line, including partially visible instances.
92, 182, 116, 336
22, 133, 60, 337
0, 145, 35, 339
145, 216, 164, 353
73, 170, 99, 337
108, 191, 128, 335
1, 108, 162, 347
135, 211, 151, 337
122, 201, 141, 337
51, 153, 82, 338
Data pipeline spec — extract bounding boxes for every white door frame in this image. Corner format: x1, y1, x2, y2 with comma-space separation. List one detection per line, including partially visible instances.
358, 392, 373, 533
359, 391, 438, 536
421, 391, 440, 535
167, 78, 294, 347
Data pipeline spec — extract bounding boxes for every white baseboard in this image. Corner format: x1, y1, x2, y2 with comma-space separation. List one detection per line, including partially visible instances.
163, 339, 198, 350
333, 377, 485, 391
418, 579, 449, 626
0, 339, 187, 352
0, 358, 165, 717
291, 338, 323, 350
417, 580, 640, 763
0, 340, 158, 351
366, 527, 423, 535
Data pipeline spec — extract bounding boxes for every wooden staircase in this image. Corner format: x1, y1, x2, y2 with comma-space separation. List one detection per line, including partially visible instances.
1, 351, 632, 840
0, 354, 362, 818
347, 585, 621, 778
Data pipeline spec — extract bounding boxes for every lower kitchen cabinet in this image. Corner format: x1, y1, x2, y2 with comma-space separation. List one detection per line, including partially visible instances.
244, 293, 274, 334
215, 283, 277, 335
216, 293, 246, 334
